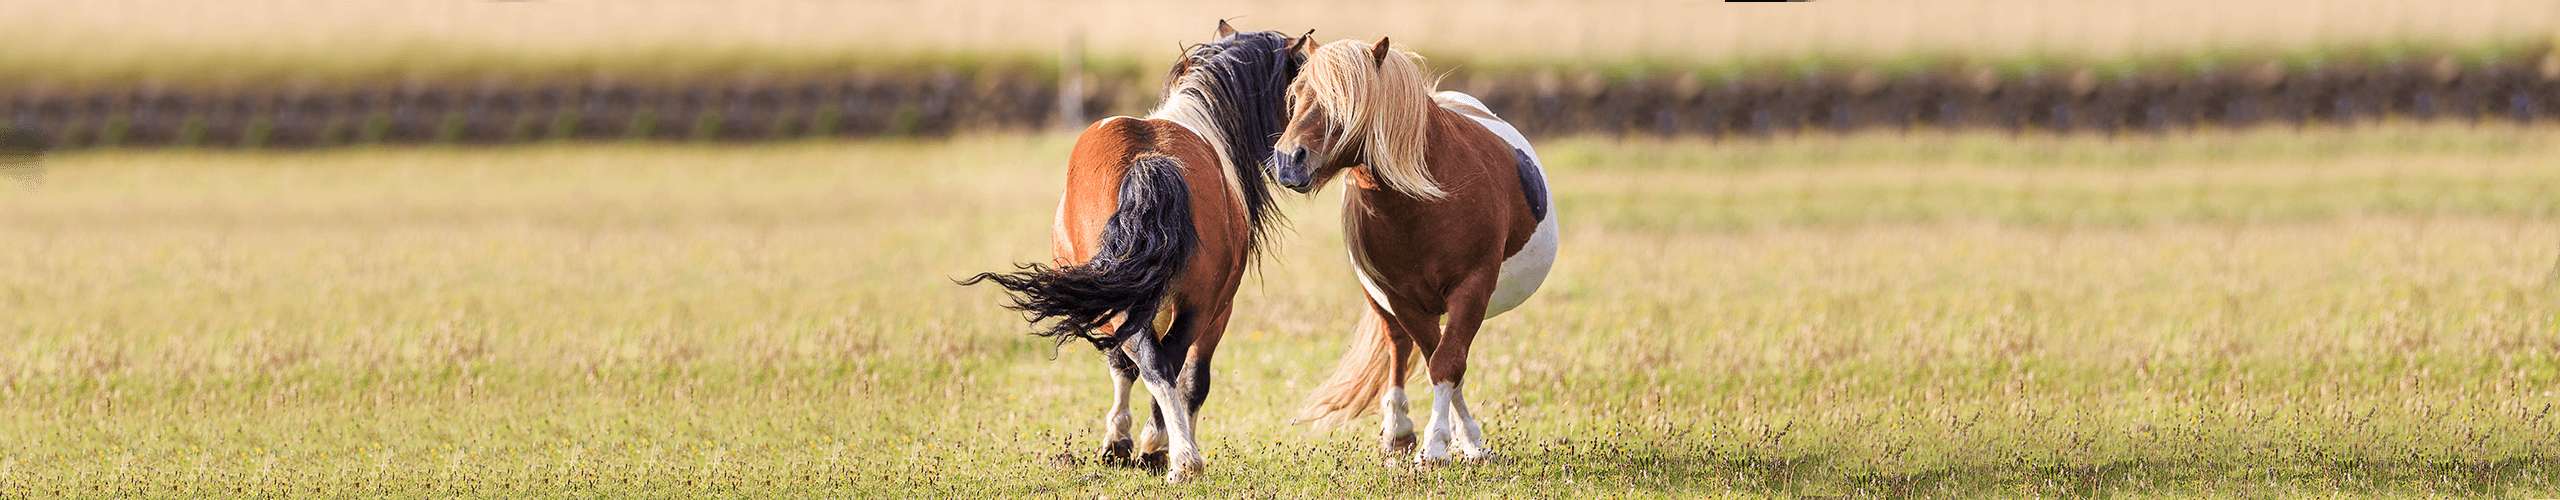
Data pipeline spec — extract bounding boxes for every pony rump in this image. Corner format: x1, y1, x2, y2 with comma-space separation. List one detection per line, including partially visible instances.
1300, 39, 1444, 200
962, 155, 1196, 350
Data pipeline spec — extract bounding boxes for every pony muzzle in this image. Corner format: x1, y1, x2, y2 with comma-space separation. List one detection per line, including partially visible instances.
1271, 148, 1314, 193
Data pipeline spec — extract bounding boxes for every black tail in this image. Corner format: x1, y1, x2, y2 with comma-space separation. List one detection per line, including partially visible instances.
962, 155, 1196, 350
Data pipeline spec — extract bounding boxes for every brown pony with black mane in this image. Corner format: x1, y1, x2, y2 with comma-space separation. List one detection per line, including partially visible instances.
1268, 37, 1560, 466
961, 22, 1308, 483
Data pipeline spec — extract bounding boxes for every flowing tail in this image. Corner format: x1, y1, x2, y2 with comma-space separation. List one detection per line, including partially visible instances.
961, 155, 1194, 350
1296, 307, 1406, 424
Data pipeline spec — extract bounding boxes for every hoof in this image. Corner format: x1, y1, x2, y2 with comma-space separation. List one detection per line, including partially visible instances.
1164, 456, 1204, 483
1456, 450, 1504, 465
1136, 450, 1169, 474
1382, 432, 1417, 455
1099, 439, 1139, 468
1412, 454, 1451, 468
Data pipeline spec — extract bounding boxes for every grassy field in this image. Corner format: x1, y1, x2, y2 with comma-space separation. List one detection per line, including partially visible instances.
3, 126, 2559, 495
2, 0, 2555, 87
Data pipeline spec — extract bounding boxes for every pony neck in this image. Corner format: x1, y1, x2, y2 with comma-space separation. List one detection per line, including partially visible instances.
1145, 79, 1284, 254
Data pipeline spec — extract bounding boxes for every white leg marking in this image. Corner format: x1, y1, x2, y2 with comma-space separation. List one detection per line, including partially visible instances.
1381, 389, 1414, 449
1137, 378, 1202, 482
1446, 383, 1492, 460
1105, 369, 1134, 443
1417, 382, 1457, 465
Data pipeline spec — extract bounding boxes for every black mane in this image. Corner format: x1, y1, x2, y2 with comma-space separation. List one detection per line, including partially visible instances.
1166, 30, 1302, 255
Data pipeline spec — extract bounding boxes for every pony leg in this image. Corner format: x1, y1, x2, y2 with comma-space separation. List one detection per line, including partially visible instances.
1379, 305, 1419, 455
1443, 381, 1490, 461
1417, 383, 1457, 465
1135, 406, 1167, 457
1381, 389, 1413, 452
1421, 275, 1499, 464
1100, 351, 1141, 466
1372, 311, 1450, 465
1168, 306, 1231, 473
1174, 306, 1231, 426
1132, 300, 1185, 462
1121, 321, 1203, 483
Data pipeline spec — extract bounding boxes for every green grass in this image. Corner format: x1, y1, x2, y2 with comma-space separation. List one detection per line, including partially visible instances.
3, 126, 2558, 495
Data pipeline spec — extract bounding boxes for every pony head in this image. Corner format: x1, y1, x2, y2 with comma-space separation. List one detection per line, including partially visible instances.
1267, 37, 1445, 200
1150, 22, 1314, 252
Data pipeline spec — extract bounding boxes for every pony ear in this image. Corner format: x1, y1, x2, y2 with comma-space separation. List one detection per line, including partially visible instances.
1216, 19, 1237, 38
1289, 30, 1315, 55
1370, 37, 1392, 68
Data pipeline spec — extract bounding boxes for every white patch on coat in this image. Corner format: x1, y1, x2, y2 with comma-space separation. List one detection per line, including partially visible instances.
1433, 91, 1558, 319
1350, 247, 1397, 317
1488, 214, 1559, 318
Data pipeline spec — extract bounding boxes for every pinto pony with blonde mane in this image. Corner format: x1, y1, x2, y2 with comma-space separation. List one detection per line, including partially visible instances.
1268, 37, 1560, 466
963, 22, 1308, 483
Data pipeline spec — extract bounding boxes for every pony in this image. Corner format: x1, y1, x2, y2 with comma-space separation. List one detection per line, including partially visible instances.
961, 21, 1309, 483
1266, 37, 1559, 465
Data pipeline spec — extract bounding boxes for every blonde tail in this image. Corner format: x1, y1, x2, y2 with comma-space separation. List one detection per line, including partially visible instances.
1295, 307, 1405, 425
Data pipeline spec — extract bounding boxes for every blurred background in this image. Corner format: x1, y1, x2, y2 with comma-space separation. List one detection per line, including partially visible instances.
2, 0, 2558, 147
5, 1, 2560, 495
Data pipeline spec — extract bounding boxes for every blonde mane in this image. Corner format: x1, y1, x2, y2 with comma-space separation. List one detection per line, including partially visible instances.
1301, 39, 1445, 200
